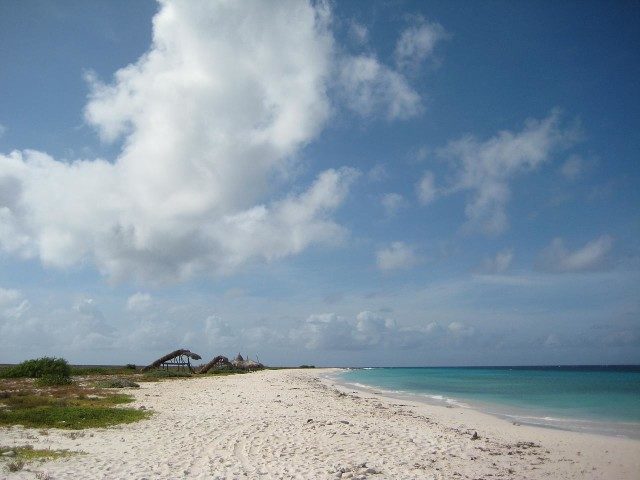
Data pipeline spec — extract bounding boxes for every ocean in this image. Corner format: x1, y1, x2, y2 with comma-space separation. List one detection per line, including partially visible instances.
336, 366, 640, 439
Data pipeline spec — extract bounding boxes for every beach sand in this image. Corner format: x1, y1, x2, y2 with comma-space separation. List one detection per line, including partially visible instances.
1, 368, 638, 479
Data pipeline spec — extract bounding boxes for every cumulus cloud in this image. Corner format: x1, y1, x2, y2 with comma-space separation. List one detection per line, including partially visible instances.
0, 0, 365, 283
338, 54, 422, 120
537, 235, 613, 273
376, 241, 420, 271
290, 311, 407, 350
381, 193, 406, 216
395, 17, 446, 70
478, 249, 514, 274
433, 110, 579, 234
416, 171, 437, 205
290, 310, 476, 351
126, 292, 153, 312
204, 315, 237, 348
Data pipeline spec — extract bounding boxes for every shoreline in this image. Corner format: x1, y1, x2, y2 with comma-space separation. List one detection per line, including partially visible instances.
1, 368, 639, 479
327, 368, 640, 440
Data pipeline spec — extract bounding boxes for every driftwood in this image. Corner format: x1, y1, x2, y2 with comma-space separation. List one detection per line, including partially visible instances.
197, 355, 232, 374
142, 349, 202, 372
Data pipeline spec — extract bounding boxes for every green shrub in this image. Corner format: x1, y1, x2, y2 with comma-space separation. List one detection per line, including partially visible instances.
125, 364, 137, 370
95, 378, 140, 389
0, 357, 71, 379
35, 374, 73, 387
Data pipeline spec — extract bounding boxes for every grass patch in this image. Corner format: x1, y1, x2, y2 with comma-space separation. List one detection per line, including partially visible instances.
35, 374, 73, 387
70, 366, 138, 376
0, 379, 149, 430
0, 445, 77, 461
94, 378, 140, 389
0, 406, 149, 429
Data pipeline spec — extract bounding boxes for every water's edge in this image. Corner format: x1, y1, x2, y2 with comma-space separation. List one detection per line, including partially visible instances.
323, 369, 640, 440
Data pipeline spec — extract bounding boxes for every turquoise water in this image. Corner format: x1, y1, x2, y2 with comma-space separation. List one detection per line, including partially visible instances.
338, 366, 640, 438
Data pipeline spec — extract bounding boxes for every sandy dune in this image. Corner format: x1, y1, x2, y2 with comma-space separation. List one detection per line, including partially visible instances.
1, 368, 639, 479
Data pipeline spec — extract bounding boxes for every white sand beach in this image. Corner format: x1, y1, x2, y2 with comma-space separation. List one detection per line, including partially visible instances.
1, 368, 639, 479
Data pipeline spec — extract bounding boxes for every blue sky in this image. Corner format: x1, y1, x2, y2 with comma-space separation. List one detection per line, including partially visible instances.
0, 0, 638, 366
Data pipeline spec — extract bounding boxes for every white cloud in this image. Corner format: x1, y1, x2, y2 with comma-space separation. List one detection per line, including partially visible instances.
338, 54, 422, 120
447, 321, 475, 338
416, 171, 437, 205
381, 192, 406, 216
0, 287, 21, 308
204, 315, 237, 348
367, 163, 387, 182
376, 241, 420, 271
479, 249, 514, 274
438, 110, 578, 234
0, 0, 361, 283
560, 154, 585, 180
0, 287, 29, 319
537, 235, 613, 273
126, 292, 153, 312
395, 17, 446, 70
290, 313, 354, 350
290, 310, 477, 351
349, 21, 368, 45
291, 311, 416, 350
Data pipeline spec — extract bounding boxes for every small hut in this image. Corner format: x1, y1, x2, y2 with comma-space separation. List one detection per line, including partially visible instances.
232, 353, 264, 371
142, 349, 202, 373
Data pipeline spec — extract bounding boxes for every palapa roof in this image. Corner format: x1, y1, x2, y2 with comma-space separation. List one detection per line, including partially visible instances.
198, 355, 231, 374
142, 349, 202, 371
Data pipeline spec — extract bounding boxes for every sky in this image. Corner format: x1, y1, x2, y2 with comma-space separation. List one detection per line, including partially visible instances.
0, 0, 638, 367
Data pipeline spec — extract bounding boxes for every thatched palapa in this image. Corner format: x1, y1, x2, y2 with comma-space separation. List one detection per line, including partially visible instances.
197, 355, 232, 374
232, 353, 264, 371
142, 349, 202, 372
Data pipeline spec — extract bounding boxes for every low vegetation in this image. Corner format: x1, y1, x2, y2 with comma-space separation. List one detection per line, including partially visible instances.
1, 445, 79, 473
94, 378, 140, 389
1, 445, 77, 461
69, 366, 138, 376
0, 357, 255, 432
0, 357, 151, 430
0, 357, 71, 380
35, 374, 73, 387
